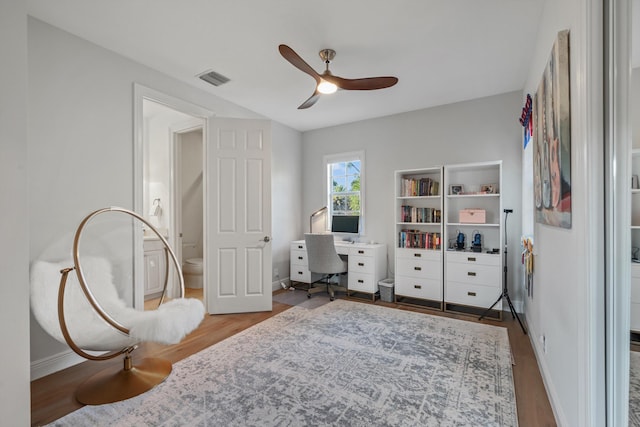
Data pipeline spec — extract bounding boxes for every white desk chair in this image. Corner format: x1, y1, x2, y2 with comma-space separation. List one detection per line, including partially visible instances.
304, 233, 348, 301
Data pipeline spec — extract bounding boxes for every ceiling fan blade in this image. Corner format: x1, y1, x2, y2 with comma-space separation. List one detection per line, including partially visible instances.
327, 75, 398, 91
279, 45, 321, 84
298, 91, 321, 109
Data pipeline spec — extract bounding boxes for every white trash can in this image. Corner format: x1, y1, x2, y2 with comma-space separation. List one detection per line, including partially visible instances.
378, 279, 395, 302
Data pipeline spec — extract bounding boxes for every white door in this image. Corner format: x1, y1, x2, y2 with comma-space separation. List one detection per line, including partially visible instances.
206, 118, 272, 314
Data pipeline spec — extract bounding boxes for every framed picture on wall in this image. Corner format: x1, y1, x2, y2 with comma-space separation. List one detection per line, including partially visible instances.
449, 184, 463, 195
533, 29, 572, 229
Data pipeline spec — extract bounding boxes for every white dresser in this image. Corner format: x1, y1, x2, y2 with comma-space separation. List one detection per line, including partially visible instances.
290, 240, 387, 300
395, 248, 442, 308
444, 251, 502, 313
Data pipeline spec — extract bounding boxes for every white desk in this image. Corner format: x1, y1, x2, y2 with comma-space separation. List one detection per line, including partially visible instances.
290, 240, 387, 300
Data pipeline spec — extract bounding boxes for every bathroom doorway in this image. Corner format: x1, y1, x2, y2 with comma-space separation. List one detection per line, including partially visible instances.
172, 123, 205, 301
140, 97, 205, 308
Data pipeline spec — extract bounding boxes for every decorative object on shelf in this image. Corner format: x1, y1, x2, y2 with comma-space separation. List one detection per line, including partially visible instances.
533, 29, 572, 229
459, 208, 486, 224
450, 184, 463, 195
479, 209, 527, 334
456, 230, 466, 250
472, 230, 482, 253
480, 184, 497, 194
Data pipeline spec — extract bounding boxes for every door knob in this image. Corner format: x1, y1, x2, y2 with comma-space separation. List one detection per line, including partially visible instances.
263, 236, 271, 242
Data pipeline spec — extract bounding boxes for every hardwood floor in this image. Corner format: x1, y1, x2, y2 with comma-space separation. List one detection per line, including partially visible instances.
31, 291, 556, 426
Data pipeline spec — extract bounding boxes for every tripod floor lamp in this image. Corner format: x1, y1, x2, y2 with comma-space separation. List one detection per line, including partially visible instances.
479, 209, 527, 334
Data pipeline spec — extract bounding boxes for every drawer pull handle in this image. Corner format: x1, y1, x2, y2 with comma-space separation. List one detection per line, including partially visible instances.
414, 266, 422, 271
468, 272, 476, 277
298, 271, 304, 275
467, 291, 477, 297
358, 250, 365, 254
414, 285, 422, 289
298, 245, 303, 249
358, 279, 364, 283
298, 256, 303, 260
358, 262, 365, 266
467, 257, 476, 262
414, 253, 422, 257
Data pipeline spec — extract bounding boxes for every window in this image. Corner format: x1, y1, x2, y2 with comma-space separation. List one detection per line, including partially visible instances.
324, 151, 364, 233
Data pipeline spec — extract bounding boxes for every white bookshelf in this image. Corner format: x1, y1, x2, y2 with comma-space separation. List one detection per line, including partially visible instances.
394, 167, 444, 310
443, 161, 503, 318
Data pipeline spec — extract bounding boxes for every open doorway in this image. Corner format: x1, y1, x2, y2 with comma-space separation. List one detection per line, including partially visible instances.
140, 98, 205, 309
134, 84, 273, 315
173, 124, 204, 302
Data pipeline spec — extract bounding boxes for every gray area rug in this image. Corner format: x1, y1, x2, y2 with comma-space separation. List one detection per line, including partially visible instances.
631, 351, 640, 426
50, 300, 517, 426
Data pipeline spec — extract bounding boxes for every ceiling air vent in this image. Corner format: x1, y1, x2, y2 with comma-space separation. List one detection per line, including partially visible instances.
197, 70, 230, 87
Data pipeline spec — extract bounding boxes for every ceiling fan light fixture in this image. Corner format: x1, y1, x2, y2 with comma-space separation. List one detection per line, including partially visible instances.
317, 80, 337, 94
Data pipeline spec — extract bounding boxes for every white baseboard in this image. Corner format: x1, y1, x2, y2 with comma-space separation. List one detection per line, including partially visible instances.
527, 322, 567, 427
31, 349, 85, 381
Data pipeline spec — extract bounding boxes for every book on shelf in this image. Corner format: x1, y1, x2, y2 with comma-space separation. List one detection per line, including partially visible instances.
400, 177, 440, 197
398, 230, 441, 250
400, 206, 441, 223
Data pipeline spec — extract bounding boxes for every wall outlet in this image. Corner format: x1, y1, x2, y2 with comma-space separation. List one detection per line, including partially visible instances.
273, 267, 279, 278
540, 335, 547, 354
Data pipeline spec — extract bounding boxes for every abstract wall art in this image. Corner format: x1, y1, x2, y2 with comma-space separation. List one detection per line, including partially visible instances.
533, 30, 572, 228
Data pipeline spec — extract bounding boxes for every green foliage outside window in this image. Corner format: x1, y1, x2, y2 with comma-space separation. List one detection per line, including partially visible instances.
330, 161, 361, 215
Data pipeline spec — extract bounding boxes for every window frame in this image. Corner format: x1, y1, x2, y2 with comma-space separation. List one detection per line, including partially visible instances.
323, 150, 365, 235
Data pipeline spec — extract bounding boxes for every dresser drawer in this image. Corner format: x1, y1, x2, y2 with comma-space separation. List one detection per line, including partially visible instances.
348, 272, 376, 293
349, 246, 376, 257
290, 267, 311, 283
290, 249, 308, 267
445, 281, 501, 308
396, 247, 441, 262
290, 267, 322, 284
446, 262, 500, 287
291, 242, 306, 251
395, 276, 442, 301
446, 251, 500, 266
349, 255, 375, 274
397, 257, 441, 280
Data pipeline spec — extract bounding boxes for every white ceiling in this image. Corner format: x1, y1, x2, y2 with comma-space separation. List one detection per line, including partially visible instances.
27, 0, 545, 132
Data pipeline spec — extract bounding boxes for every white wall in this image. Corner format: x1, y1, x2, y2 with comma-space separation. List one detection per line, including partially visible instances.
633, 67, 640, 149
28, 18, 301, 370
522, 0, 604, 426
181, 129, 204, 259
271, 122, 303, 287
302, 92, 523, 303
0, 0, 30, 424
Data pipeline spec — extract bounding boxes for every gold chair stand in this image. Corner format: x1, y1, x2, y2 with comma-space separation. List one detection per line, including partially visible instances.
76, 354, 172, 405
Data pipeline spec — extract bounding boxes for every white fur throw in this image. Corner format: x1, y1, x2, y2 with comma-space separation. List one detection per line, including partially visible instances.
30, 257, 205, 351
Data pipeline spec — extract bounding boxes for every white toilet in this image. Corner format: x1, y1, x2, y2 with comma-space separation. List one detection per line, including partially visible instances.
182, 257, 203, 289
